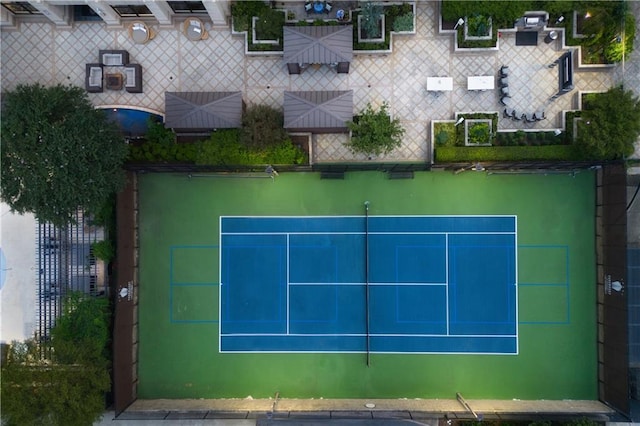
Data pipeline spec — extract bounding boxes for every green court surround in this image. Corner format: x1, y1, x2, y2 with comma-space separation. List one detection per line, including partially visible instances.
137, 171, 596, 400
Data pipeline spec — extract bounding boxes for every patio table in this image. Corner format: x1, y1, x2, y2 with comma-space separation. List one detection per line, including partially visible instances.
129, 21, 150, 44
426, 77, 453, 91
467, 76, 495, 91
184, 17, 206, 41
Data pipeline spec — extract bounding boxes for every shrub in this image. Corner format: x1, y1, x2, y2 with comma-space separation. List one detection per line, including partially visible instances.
360, 1, 384, 38
91, 239, 114, 263
392, 13, 414, 32
255, 9, 285, 40
240, 105, 288, 150
346, 102, 405, 156
435, 145, 578, 162
433, 122, 457, 147
51, 292, 111, 365
231, 0, 269, 32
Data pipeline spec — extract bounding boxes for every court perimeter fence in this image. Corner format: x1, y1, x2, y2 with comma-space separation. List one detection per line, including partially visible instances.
113, 162, 629, 416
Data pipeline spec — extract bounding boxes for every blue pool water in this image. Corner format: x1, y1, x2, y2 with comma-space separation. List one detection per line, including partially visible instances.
101, 108, 163, 137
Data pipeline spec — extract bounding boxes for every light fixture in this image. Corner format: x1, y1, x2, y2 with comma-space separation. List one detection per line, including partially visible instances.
454, 18, 464, 30
454, 117, 465, 126
584, 12, 591, 19
472, 162, 485, 171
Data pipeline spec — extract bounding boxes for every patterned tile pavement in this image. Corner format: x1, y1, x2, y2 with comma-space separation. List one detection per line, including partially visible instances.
1, 1, 636, 163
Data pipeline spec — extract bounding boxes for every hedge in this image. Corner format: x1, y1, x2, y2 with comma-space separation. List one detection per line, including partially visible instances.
435, 145, 578, 162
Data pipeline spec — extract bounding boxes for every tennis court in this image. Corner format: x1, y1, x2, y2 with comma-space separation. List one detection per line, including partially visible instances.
220, 215, 517, 354
138, 171, 596, 400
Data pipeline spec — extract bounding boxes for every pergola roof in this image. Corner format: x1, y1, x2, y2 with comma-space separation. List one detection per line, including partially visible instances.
164, 91, 243, 130
283, 25, 353, 65
284, 90, 353, 132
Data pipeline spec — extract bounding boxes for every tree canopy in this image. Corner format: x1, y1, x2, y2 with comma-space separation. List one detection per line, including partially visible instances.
1, 84, 128, 227
577, 86, 640, 160
1, 293, 111, 426
346, 102, 405, 156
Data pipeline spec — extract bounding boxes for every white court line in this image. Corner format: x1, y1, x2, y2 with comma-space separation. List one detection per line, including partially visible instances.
221, 333, 517, 338
514, 216, 519, 354
218, 215, 223, 351
288, 282, 447, 286
221, 231, 516, 236
286, 233, 290, 335
445, 233, 450, 336
220, 214, 517, 219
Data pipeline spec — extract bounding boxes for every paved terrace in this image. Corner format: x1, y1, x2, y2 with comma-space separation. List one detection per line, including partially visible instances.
0, 2, 631, 164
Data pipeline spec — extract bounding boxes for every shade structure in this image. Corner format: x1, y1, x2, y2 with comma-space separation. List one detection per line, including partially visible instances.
283, 25, 353, 69
164, 91, 243, 131
284, 90, 353, 133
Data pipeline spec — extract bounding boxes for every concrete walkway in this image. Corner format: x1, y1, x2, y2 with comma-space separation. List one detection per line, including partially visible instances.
0, 1, 628, 164
95, 398, 612, 425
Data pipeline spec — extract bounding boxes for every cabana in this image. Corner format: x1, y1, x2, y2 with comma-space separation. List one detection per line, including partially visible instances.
164, 91, 244, 133
283, 25, 353, 74
284, 90, 353, 133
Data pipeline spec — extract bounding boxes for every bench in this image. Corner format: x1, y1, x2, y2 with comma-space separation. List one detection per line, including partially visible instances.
320, 171, 345, 179
388, 171, 414, 179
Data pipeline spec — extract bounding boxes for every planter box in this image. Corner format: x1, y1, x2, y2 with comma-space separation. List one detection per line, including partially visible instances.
251, 16, 280, 45
464, 15, 492, 41
357, 14, 386, 43
464, 119, 493, 146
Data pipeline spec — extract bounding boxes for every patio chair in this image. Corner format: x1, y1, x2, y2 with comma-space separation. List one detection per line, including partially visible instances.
325, 2, 332, 12
525, 112, 536, 122
534, 110, 546, 120
503, 107, 514, 118
124, 64, 142, 93
499, 77, 509, 87
85, 63, 103, 93
499, 96, 511, 106
512, 111, 521, 121
501, 86, 510, 96
305, 1, 313, 12
500, 65, 509, 77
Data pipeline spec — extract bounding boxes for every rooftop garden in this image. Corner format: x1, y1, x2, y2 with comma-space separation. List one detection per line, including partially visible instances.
441, 0, 636, 61
231, 1, 415, 53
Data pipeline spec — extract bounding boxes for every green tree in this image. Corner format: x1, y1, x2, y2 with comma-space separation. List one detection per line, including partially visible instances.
346, 102, 405, 156
577, 86, 640, 160
1, 84, 128, 227
1, 293, 111, 426
240, 104, 288, 150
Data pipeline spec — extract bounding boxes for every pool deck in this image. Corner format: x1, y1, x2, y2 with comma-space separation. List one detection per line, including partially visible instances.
2, 1, 638, 162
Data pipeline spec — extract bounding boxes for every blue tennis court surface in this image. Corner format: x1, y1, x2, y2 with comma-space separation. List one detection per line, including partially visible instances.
220, 215, 518, 354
